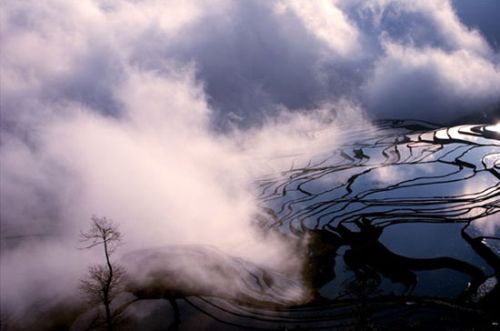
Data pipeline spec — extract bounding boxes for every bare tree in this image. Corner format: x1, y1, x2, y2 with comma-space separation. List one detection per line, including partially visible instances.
80, 216, 125, 331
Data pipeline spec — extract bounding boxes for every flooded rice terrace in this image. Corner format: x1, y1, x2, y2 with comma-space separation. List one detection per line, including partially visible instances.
119, 121, 500, 330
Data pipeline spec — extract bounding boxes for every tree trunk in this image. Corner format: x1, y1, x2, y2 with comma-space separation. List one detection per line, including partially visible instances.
103, 239, 113, 331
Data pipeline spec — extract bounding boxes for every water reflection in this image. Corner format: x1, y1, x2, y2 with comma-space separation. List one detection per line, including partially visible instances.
246, 120, 499, 329
121, 121, 499, 330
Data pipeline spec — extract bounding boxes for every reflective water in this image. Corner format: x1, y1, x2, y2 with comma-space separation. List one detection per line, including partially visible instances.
119, 121, 499, 330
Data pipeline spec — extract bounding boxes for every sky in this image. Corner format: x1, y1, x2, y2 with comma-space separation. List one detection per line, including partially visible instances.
1, 0, 500, 325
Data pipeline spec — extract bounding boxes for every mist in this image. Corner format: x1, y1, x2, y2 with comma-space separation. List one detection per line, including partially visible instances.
1, 0, 500, 327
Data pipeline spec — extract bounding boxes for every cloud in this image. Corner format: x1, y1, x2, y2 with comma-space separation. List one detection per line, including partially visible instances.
275, 0, 360, 57
452, 0, 500, 49
3, 0, 499, 127
0, 61, 317, 323
364, 41, 500, 122
362, 0, 490, 53
1, 0, 500, 325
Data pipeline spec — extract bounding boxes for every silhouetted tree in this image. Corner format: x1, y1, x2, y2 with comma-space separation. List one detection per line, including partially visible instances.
80, 216, 125, 331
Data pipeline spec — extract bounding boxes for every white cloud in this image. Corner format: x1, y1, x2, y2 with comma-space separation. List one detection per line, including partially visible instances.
1, 0, 500, 325
365, 41, 500, 121
355, 0, 490, 53
275, 0, 360, 57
